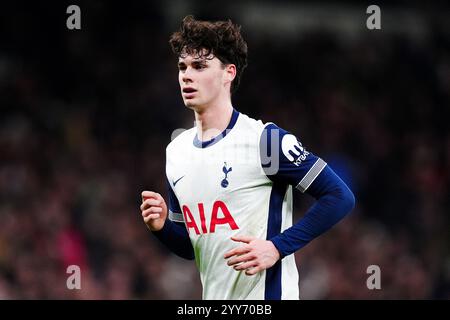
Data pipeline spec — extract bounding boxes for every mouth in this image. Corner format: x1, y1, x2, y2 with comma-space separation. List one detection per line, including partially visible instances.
182, 87, 197, 99
183, 87, 197, 93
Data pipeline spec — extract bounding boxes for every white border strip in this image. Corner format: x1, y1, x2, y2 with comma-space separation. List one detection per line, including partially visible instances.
296, 158, 327, 193
169, 211, 184, 223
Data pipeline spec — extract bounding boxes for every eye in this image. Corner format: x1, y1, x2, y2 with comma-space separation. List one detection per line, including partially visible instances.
192, 63, 207, 70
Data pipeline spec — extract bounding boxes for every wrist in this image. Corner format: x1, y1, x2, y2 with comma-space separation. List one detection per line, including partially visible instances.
269, 238, 285, 260
269, 239, 282, 261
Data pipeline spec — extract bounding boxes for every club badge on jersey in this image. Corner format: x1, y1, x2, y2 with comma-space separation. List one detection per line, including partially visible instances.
221, 162, 232, 188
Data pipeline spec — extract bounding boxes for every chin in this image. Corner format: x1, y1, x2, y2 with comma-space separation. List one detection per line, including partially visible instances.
184, 98, 202, 108
184, 101, 196, 109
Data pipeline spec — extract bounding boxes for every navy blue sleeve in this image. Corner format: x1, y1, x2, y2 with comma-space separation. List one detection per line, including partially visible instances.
166, 178, 184, 223
260, 123, 326, 191
259, 123, 355, 257
269, 164, 355, 258
152, 220, 195, 260
151, 180, 194, 260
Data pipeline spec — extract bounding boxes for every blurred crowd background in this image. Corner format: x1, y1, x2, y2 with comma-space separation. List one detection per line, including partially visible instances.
0, 1, 449, 299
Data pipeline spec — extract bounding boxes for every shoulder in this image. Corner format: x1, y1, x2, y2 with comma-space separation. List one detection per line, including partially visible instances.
234, 112, 296, 152
235, 112, 268, 137
166, 127, 196, 155
236, 112, 293, 141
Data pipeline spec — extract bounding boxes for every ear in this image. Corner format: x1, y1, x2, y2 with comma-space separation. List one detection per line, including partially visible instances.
223, 64, 236, 84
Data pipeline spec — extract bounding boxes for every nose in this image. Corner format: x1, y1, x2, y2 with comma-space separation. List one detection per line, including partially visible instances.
181, 67, 193, 84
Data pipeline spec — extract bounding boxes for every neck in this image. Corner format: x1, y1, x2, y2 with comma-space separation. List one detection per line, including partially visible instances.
194, 102, 234, 142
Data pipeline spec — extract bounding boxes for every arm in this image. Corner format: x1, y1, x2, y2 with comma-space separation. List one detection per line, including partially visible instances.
224, 166, 354, 274
269, 165, 355, 258
152, 219, 195, 260
141, 185, 195, 260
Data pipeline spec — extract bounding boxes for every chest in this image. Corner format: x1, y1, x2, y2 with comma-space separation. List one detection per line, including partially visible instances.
171, 134, 269, 196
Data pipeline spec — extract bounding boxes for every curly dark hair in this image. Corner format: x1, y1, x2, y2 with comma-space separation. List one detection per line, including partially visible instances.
169, 15, 248, 94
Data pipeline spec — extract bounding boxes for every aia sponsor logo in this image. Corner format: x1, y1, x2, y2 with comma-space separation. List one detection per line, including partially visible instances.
182, 201, 238, 234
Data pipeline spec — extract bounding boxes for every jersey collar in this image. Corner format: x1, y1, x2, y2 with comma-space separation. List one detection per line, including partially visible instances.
193, 108, 240, 148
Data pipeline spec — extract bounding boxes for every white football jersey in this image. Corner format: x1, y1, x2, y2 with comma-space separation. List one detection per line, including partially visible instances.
165, 109, 326, 300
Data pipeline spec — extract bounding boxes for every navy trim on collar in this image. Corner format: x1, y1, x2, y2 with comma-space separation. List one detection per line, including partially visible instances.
193, 108, 240, 148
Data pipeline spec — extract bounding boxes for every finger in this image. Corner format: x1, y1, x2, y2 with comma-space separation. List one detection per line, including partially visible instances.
245, 266, 261, 276
231, 235, 256, 244
141, 191, 157, 200
140, 198, 162, 210
234, 260, 258, 271
224, 246, 251, 259
141, 191, 162, 201
144, 213, 161, 223
144, 198, 162, 206
245, 265, 260, 275
227, 253, 255, 266
142, 207, 163, 217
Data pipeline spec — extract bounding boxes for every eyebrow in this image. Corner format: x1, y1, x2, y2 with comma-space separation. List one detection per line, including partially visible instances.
178, 59, 208, 67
